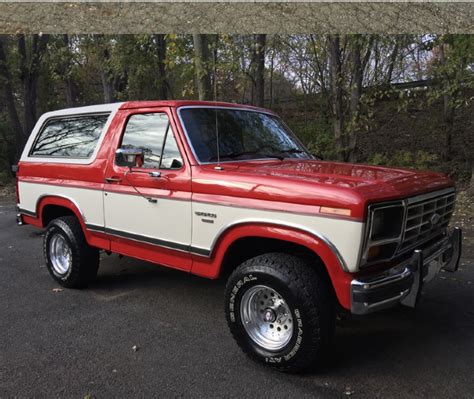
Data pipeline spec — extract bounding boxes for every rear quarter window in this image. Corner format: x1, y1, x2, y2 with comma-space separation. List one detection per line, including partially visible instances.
29, 114, 109, 158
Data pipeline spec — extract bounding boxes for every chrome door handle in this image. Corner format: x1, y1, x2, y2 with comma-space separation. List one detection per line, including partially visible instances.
105, 177, 122, 183
149, 171, 161, 178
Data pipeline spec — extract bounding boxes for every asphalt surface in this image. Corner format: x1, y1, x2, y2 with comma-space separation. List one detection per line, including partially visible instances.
0, 199, 473, 398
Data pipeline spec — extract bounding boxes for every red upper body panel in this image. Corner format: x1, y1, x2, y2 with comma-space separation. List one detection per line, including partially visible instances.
190, 159, 453, 220
18, 100, 454, 223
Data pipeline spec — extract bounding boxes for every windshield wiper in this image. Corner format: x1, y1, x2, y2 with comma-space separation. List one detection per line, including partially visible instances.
208, 147, 315, 162
280, 147, 322, 160
280, 148, 305, 155
208, 149, 284, 162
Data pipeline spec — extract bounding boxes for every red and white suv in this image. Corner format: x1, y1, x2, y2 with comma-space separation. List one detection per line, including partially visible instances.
15, 100, 462, 372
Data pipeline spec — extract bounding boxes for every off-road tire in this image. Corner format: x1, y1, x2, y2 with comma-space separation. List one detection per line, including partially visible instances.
225, 252, 335, 373
43, 216, 99, 288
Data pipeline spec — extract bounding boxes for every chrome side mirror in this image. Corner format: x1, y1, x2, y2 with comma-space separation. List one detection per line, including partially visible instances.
115, 148, 144, 168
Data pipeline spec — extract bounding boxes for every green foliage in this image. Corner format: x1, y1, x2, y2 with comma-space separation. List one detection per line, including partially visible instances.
369, 150, 439, 171
286, 114, 337, 160
0, 33, 472, 184
427, 34, 474, 108
306, 133, 338, 160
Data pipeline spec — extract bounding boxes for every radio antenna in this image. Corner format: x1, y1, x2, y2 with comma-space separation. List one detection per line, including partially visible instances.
213, 35, 223, 171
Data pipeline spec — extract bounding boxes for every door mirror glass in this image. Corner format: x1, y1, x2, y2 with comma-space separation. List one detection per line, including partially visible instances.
115, 148, 144, 168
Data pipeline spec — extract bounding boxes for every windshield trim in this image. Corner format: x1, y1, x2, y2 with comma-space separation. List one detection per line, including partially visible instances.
176, 105, 311, 165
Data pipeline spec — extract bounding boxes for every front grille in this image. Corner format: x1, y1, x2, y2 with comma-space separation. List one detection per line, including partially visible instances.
399, 190, 455, 252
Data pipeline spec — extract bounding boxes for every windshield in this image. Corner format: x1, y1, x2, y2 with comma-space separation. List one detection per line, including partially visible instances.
179, 108, 312, 163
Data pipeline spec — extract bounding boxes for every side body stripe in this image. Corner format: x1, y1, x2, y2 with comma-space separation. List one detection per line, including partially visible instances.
85, 223, 210, 256
18, 180, 364, 272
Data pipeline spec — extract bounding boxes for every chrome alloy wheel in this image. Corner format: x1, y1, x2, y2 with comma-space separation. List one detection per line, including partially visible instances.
240, 285, 294, 351
49, 234, 72, 275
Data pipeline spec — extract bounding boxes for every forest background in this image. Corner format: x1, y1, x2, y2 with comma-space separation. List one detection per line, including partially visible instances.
0, 34, 472, 190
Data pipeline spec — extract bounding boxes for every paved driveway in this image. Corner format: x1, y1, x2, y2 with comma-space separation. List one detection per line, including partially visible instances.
0, 200, 473, 398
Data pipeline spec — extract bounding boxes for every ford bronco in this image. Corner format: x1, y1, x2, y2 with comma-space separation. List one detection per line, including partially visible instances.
15, 100, 462, 372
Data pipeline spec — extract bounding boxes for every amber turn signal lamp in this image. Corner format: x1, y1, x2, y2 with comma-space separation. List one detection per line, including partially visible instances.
320, 207, 351, 217
367, 245, 381, 260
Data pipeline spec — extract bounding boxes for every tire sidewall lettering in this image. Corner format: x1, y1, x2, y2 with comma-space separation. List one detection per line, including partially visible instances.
228, 272, 305, 364
265, 308, 303, 363
229, 274, 257, 323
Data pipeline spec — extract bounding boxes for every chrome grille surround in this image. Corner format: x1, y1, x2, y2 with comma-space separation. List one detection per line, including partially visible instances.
398, 188, 456, 253
361, 187, 456, 267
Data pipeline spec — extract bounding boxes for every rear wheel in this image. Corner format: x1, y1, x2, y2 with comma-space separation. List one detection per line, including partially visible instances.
43, 216, 99, 288
225, 253, 335, 373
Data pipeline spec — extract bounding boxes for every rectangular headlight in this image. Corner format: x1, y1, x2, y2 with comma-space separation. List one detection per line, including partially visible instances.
370, 205, 404, 241
361, 202, 405, 266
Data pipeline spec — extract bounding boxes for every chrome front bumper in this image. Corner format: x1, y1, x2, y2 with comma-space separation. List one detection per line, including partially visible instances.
351, 227, 462, 315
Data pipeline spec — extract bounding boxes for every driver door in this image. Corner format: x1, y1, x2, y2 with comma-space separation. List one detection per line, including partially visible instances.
103, 108, 192, 271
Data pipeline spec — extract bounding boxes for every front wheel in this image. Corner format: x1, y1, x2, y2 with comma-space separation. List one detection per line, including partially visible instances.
225, 253, 335, 373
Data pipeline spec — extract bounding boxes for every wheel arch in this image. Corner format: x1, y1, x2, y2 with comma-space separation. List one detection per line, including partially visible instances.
37, 195, 86, 228
36, 194, 111, 250
191, 222, 353, 309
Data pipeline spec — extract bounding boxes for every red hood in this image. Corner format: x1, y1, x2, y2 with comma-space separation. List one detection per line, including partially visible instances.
236, 159, 452, 195
192, 159, 454, 220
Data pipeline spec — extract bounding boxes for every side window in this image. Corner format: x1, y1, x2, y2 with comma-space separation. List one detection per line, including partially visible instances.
30, 114, 109, 158
120, 113, 183, 169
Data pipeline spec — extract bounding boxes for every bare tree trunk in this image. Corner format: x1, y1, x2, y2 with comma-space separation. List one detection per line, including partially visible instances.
65, 75, 77, 107
18, 34, 49, 136
249, 36, 256, 105
192, 34, 212, 100
373, 38, 380, 83
269, 42, 275, 109
101, 69, 115, 103
255, 34, 266, 108
113, 70, 128, 97
96, 36, 116, 103
443, 93, 454, 161
385, 37, 400, 85
212, 35, 219, 99
328, 35, 344, 160
439, 43, 454, 161
469, 164, 474, 197
154, 34, 168, 100
0, 38, 25, 160
348, 35, 363, 163
62, 35, 78, 107
309, 34, 330, 101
